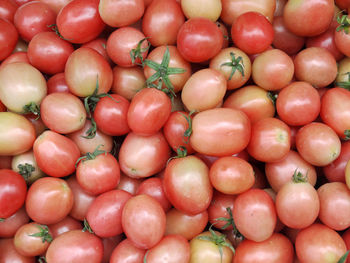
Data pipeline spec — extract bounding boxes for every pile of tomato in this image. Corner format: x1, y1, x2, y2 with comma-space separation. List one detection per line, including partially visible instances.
1, 0, 350, 262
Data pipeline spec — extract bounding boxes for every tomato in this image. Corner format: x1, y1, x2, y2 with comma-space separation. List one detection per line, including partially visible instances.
46, 73, 69, 94
13, 222, 52, 257
27, 31, 74, 75
233, 189, 276, 242
220, 0, 275, 25
0, 112, 36, 156
163, 155, 213, 215
40, 92, 86, 134
39, 0, 71, 14
295, 223, 347, 263
136, 177, 172, 212
116, 173, 142, 195
317, 182, 350, 231
66, 176, 96, 221
110, 238, 146, 263
0, 169, 27, 219
209, 156, 254, 195
25, 177, 73, 225
56, 0, 105, 44
33, 130, 80, 178
296, 122, 341, 167
81, 38, 112, 65
252, 49, 294, 91
65, 47, 113, 97
0, 206, 29, 238
46, 230, 104, 263
234, 233, 294, 263
99, 0, 144, 27
145, 235, 190, 263
165, 208, 208, 240
334, 14, 350, 57
177, 17, 223, 63
106, 27, 148, 68
127, 88, 171, 136
0, 62, 47, 114
209, 47, 251, 90
283, 0, 334, 37
294, 47, 337, 88
48, 216, 82, 239
122, 194, 166, 249
247, 117, 291, 163
325, 141, 350, 183
111, 66, 146, 100
190, 108, 251, 157
181, 68, 226, 112
13, 1, 56, 42
231, 12, 274, 55
265, 150, 317, 192
11, 150, 44, 185
207, 191, 235, 230
276, 171, 319, 229
181, 0, 221, 22
272, 16, 305, 55
86, 190, 132, 237
142, 0, 185, 46
0, 18, 18, 61
76, 151, 120, 195
0, 0, 18, 22
0, 238, 35, 263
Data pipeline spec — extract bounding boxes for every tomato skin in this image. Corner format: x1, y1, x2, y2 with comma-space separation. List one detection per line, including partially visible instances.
295, 223, 347, 263
110, 238, 146, 263
233, 189, 276, 242
231, 12, 274, 55
190, 108, 251, 157
122, 194, 166, 249
65, 47, 113, 97
76, 152, 120, 195
177, 17, 223, 63
47, 73, 70, 94
27, 31, 74, 75
0, 18, 18, 61
99, 0, 144, 27
86, 190, 132, 238
163, 155, 213, 215
0, 0, 18, 22
0, 238, 35, 263
12, 150, 44, 185
118, 131, 171, 179
48, 216, 82, 239
93, 94, 130, 136
142, 0, 185, 46
33, 130, 80, 178
0, 169, 27, 219
334, 15, 350, 57
207, 191, 235, 229
57, 0, 105, 44
234, 233, 294, 263
127, 88, 171, 136
13, 1, 56, 42
45, 230, 104, 263
25, 177, 74, 225
0, 112, 36, 156
0, 206, 29, 238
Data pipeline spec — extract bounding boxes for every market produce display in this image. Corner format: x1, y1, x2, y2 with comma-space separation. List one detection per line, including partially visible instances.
1, 0, 350, 262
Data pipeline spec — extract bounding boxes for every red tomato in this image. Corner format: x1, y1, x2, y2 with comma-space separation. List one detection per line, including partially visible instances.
0, 238, 35, 263
48, 216, 82, 239
110, 239, 146, 263
231, 12, 274, 55
177, 17, 223, 63
47, 73, 70, 94
81, 38, 112, 65
39, 0, 72, 15
0, 169, 27, 219
163, 155, 213, 215
335, 14, 350, 57
116, 173, 143, 195
142, 0, 185, 46
0, 0, 18, 22
122, 194, 166, 249
33, 130, 80, 178
207, 191, 235, 230
0, 206, 29, 238
56, 0, 105, 44
45, 230, 104, 263
233, 189, 276, 242
86, 190, 132, 237
25, 177, 73, 224
0, 18, 18, 61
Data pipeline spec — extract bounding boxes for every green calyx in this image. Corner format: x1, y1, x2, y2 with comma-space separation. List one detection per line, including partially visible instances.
82, 218, 94, 234
75, 144, 106, 167
220, 52, 245, 80
47, 24, 70, 41
196, 224, 235, 263
214, 207, 243, 239
344, 130, 350, 141
336, 72, 350, 90
336, 14, 350, 34
267, 91, 278, 106
23, 102, 40, 119
17, 163, 35, 180
29, 224, 52, 243
338, 251, 350, 263
83, 77, 119, 139
144, 46, 186, 98
180, 110, 196, 144
292, 169, 308, 183
167, 146, 188, 165
130, 37, 151, 66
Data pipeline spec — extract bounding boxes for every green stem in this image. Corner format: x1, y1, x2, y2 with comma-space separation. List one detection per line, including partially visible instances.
29, 224, 52, 243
